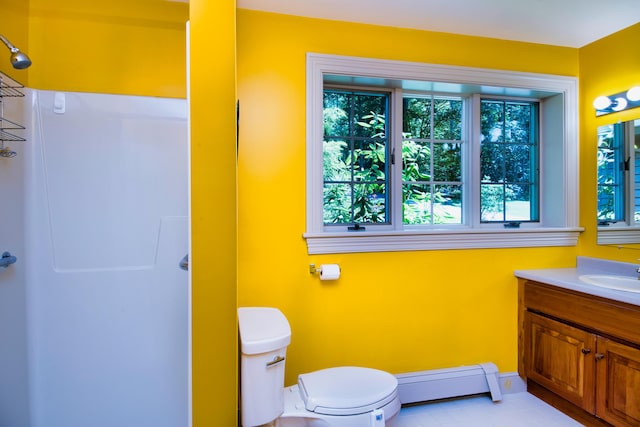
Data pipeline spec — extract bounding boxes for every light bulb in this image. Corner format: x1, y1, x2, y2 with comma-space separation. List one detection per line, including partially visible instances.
627, 86, 640, 102
593, 95, 612, 111
612, 97, 628, 111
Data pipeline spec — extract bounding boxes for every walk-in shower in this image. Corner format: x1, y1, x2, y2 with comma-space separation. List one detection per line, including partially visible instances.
0, 34, 32, 69
1, 88, 189, 427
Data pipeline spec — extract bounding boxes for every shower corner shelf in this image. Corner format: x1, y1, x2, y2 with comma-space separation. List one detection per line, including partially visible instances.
0, 76, 25, 98
0, 72, 26, 152
0, 117, 25, 141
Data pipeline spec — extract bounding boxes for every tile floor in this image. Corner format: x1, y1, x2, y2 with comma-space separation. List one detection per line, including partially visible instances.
389, 392, 584, 427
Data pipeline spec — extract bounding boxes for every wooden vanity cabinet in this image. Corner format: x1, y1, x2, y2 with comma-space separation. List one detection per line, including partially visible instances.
519, 279, 640, 427
596, 338, 640, 426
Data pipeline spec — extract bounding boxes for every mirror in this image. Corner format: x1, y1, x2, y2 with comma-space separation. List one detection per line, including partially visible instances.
597, 118, 640, 244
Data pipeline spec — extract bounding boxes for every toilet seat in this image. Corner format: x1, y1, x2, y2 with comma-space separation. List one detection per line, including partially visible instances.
297, 366, 398, 416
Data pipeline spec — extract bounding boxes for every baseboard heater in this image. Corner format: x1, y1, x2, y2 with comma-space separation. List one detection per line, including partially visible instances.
395, 362, 502, 405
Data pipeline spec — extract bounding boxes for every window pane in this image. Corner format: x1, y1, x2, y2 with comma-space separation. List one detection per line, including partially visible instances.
481, 101, 504, 142
402, 95, 463, 225
323, 92, 350, 137
505, 103, 532, 142
597, 187, 618, 221
403, 184, 432, 225
354, 184, 386, 223
323, 183, 351, 224
353, 140, 386, 182
597, 130, 616, 185
323, 139, 350, 181
597, 123, 625, 222
504, 144, 532, 183
433, 143, 462, 181
403, 184, 462, 225
505, 184, 532, 221
403, 97, 431, 139
354, 94, 387, 138
433, 98, 462, 140
480, 99, 539, 223
434, 184, 462, 224
323, 89, 389, 225
480, 144, 504, 182
402, 139, 431, 181
480, 184, 505, 221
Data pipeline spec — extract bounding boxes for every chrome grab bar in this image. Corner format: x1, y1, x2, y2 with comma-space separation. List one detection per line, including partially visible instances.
0, 251, 17, 268
179, 254, 188, 271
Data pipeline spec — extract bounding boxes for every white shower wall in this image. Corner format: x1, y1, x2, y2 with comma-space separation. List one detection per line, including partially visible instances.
24, 90, 189, 427
0, 89, 30, 427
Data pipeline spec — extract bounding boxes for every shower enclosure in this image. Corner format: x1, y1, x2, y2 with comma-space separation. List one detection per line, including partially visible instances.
0, 84, 189, 427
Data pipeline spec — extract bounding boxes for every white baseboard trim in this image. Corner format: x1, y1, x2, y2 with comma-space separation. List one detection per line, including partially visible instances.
395, 363, 525, 405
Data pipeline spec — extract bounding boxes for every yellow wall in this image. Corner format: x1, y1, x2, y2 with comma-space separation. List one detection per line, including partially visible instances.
27, 0, 187, 97
578, 23, 640, 261
190, 0, 238, 425
236, 9, 580, 386
0, 0, 30, 84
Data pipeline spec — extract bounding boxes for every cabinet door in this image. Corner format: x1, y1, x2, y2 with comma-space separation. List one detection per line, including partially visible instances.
525, 312, 596, 413
596, 338, 640, 427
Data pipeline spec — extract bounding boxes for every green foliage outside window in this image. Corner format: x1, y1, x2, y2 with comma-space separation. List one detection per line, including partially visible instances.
480, 100, 538, 222
322, 90, 539, 226
323, 90, 388, 224
402, 96, 462, 225
596, 125, 618, 222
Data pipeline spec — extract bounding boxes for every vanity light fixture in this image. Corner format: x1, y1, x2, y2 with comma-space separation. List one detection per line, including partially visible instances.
594, 86, 640, 116
612, 97, 628, 112
627, 86, 640, 102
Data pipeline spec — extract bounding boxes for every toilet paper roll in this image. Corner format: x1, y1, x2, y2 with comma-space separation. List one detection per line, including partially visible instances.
319, 264, 340, 281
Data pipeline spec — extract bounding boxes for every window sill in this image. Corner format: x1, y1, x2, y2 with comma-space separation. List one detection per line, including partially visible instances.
303, 228, 584, 254
597, 227, 640, 245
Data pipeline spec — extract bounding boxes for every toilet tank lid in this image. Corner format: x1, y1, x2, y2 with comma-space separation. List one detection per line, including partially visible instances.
238, 307, 291, 355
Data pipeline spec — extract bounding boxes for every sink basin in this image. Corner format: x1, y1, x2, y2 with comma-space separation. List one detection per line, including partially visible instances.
578, 274, 640, 293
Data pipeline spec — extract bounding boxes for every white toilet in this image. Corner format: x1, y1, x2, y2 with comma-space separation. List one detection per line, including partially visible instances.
238, 307, 401, 427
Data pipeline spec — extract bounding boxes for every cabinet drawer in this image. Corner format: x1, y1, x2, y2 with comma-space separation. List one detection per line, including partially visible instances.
524, 281, 640, 345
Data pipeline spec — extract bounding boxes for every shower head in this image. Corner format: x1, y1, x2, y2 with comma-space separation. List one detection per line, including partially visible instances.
0, 34, 31, 69
10, 50, 31, 69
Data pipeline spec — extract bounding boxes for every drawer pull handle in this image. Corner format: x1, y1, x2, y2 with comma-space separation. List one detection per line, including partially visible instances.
581, 348, 591, 355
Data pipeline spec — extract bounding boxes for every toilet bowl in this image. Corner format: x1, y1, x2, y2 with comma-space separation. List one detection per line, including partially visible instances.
238, 307, 401, 427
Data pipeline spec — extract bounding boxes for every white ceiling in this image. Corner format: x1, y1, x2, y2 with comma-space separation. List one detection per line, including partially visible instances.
236, 0, 640, 48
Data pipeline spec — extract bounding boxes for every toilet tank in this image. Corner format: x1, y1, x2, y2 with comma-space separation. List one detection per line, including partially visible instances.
238, 307, 292, 427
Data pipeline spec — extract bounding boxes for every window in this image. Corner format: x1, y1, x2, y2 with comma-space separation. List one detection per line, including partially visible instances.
305, 54, 581, 254
323, 89, 390, 224
480, 99, 539, 223
597, 122, 627, 224
596, 119, 640, 245
402, 95, 463, 225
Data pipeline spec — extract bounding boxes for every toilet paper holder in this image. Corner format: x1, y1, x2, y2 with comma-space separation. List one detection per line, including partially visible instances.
309, 263, 341, 280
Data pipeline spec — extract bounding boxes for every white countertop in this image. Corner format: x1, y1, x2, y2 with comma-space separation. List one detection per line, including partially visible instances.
514, 256, 640, 307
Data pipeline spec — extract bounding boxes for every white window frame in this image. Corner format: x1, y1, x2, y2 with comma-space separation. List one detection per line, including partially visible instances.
304, 53, 582, 254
